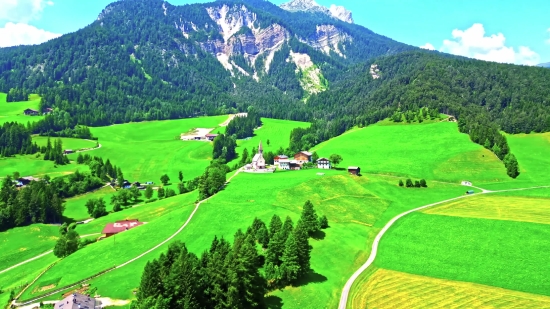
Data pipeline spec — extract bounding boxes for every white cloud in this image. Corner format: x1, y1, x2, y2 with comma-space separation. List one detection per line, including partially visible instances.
0, 22, 60, 47
0, 0, 54, 23
420, 43, 435, 50
437, 23, 540, 66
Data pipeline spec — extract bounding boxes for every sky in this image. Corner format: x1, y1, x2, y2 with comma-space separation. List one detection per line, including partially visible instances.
0, 0, 549, 65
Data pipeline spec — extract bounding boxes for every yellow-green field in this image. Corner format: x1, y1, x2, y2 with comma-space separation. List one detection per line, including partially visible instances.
423, 194, 550, 224
33, 136, 98, 151
350, 268, 550, 309
0, 93, 43, 125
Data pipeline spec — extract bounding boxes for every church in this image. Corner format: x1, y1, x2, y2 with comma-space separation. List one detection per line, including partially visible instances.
251, 140, 266, 169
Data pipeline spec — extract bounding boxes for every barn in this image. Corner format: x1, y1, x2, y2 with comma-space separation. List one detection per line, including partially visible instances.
101, 219, 144, 237
348, 166, 361, 176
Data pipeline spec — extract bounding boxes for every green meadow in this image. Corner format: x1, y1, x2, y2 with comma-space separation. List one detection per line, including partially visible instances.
63, 186, 118, 221
312, 122, 509, 184
33, 136, 98, 151
376, 212, 550, 296
0, 93, 43, 125
0, 224, 58, 271
0, 154, 85, 179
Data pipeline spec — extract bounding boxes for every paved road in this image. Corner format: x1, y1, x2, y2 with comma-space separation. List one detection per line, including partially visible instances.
338, 185, 550, 309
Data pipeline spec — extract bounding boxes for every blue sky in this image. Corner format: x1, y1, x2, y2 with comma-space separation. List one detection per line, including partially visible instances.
1, 0, 548, 65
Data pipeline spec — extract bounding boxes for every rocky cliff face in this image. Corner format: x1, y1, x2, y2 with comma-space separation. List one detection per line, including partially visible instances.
280, 0, 354, 23
301, 24, 351, 57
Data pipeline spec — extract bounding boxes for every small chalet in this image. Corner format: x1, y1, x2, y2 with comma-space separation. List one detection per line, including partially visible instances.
205, 133, 219, 141
55, 293, 98, 309
348, 166, 361, 176
15, 176, 39, 187
317, 158, 331, 169
289, 160, 302, 170
274, 155, 289, 166
294, 151, 313, 164
23, 108, 39, 116
64, 149, 74, 155
102, 219, 144, 237
461, 180, 472, 186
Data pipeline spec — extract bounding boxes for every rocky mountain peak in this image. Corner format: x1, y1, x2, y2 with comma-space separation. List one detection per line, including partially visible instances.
280, 0, 353, 23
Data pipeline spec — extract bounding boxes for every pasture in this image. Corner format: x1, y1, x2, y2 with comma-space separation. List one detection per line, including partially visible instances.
0, 224, 58, 272
62, 186, 118, 221
350, 268, 550, 309
375, 212, 550, 296
33, 136, 98, 152
312, 122, 509, 184
20, 191, 198, 300
0, 93, 43, 125
0, 154, 85, 179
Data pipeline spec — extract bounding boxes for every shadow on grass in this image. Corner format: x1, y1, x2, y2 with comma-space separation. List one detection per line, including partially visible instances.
265, 295, 283, 309
293, 271, 328, 287
310, 230, 326, 240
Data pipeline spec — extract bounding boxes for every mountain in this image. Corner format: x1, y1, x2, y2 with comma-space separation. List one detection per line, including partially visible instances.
538, 62, 550, 68
280, 0, 353, 23
0, 0, 409, 129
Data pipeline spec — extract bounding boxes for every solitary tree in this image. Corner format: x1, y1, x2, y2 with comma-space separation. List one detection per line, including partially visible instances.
266, 139, 270, 147
160, 174, 170, 186
420, 179, 427, 187
54, 229, 80, 258
504, 153, 520, 178
157, 187, 165, 199
318, 215, 329, 229
329, 154, 343, 168
144, 185, 153, 200
406, 179, 413, 188
178, 171, 183, 183
399, 179, 404, 187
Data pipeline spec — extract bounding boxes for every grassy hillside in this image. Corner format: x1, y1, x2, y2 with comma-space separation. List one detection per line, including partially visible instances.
312, 122, 509, 184
375, 211, 550, 296
0, 224, 59, 271
0, 93, 43, 125
33, 136, 97, 151
62, 186, 118, 221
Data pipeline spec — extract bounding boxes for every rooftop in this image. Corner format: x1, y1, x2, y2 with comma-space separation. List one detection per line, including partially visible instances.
102, 219, 143, 235
55, 293, 96, 309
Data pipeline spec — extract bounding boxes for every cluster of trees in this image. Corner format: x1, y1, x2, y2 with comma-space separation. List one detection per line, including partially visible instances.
6, 87, 29, 102
77, 154, 122, 183
212, 134, 237, 163
198, 161, 229, 200
0, 176, 64, 231
0, 122, 37, 157
42, 137, 69, 165
390, 107, 441, 123
53, 223, 80, 258
399, 179, 427, 188
85, 198, 108, 218
37, 125, 94, 140
131, 200, 328, 309
49, 170, 104, 198
225, 110, 262, 139
110, 187, 142, 212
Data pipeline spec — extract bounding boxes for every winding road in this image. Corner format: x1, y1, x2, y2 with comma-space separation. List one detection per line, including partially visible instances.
338, 185, 550, 309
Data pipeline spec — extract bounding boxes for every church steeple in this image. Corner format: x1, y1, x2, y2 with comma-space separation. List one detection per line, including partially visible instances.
258, 140, 263, 154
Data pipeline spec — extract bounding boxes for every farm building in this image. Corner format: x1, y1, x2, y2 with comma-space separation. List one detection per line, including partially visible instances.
102, 219, 144, 237
55, 293, 98, 309
294, 151, 313, 164
205, 133, 218, 141
274, 155, 289, 166
461, 180, 472, 186
317, 158, 331, 169
289, 161, 302, 170
23, 108, 39, 116
278, 159, 290, 170
348, 166, 361, 175
64, 149, 74, 154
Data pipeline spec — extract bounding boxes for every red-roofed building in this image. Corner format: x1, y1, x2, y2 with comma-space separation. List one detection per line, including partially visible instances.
102, 219, 144, 237
205, 134, 219, 141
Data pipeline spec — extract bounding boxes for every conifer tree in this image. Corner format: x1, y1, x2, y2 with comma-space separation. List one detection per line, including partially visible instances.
281, 216, 294, 240
157, 187, 165, 199
137, 260, 163, 301
300, 200, 319, 235
144, 185, 153, 200
294, 220, 311, 277
116, 167, 124, 187
256, 225, 269, 248
265, 231, 286, 266
281, 233, 300, 284
318, 215, 329, 229
268, 214, 283, 239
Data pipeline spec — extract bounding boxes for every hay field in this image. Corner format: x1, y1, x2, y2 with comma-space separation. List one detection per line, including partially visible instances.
0, 93, 43, 125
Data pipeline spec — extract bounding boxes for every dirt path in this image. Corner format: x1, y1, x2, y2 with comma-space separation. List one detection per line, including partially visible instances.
0, 250, 54, 275
338, 185, 550, 309
12, 169, 242, 307
75, 140, 102, 153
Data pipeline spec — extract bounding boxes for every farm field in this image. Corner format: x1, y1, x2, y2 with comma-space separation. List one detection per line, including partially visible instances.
0, 93, 43, 125
375, 212, 550, 296
33, 136, 98, 152
0, 224, 58, 272
312, 122, 509, 184
423, 194, 550, 224
0, 154, 83, 179
350, 268, 550, 309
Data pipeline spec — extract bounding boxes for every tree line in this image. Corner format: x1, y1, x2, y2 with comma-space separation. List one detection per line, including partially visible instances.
131, 200, 328, 309
225, 109, 262, 139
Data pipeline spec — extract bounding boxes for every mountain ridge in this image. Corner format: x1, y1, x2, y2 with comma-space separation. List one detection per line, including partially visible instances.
280, 0, 353, 23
